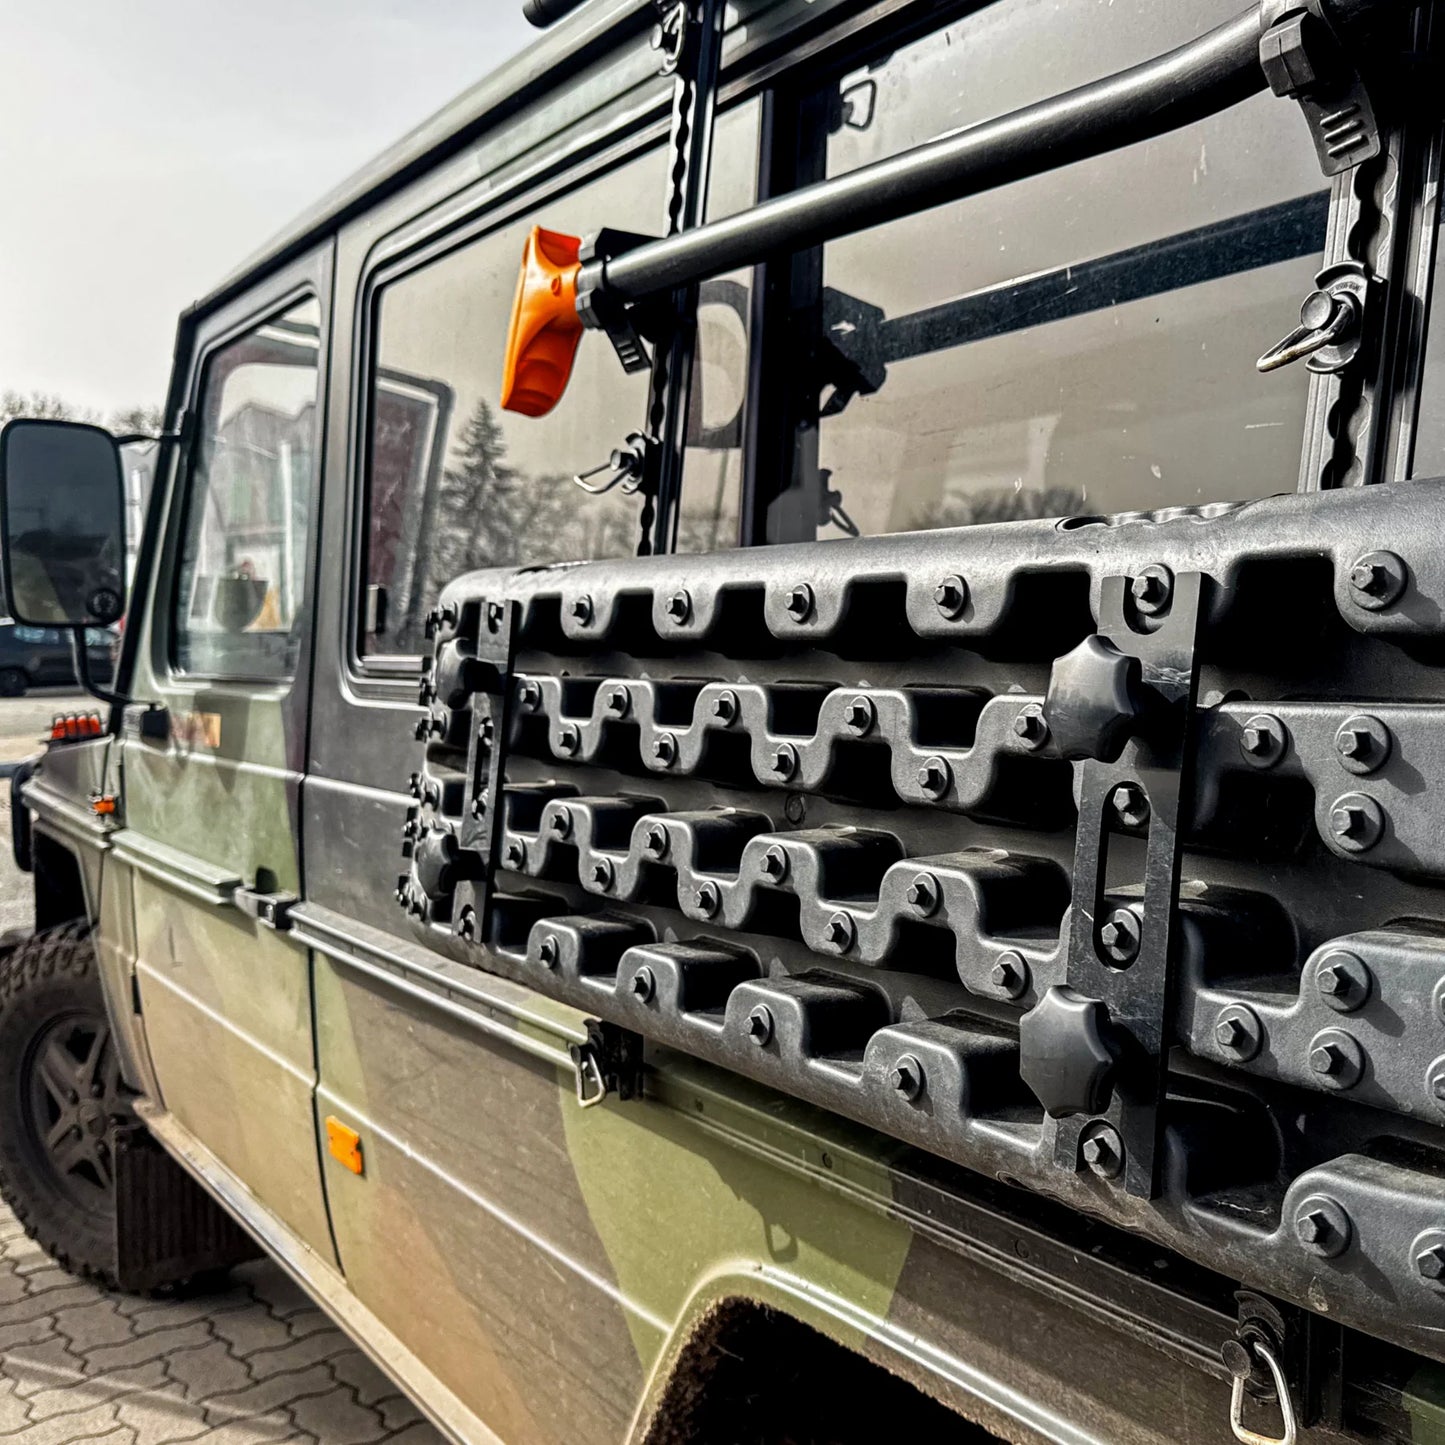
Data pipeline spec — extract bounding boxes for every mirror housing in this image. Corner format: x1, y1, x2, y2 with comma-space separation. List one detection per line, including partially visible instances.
0, 419, 126, 629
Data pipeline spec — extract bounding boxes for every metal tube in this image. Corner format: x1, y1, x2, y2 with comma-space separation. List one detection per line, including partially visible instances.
523, 0, 590, 28
598, 6, 1267, 303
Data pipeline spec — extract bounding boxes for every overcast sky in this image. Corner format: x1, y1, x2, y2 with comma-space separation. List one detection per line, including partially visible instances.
0, 1, 539, 418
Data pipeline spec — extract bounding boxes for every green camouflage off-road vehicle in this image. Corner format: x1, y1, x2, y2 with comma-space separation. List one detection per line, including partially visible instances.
3, 0, 1445, 1439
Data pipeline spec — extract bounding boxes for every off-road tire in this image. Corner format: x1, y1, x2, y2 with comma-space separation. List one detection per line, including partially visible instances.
0, 667, 26, 698
0, 922, 133, 1286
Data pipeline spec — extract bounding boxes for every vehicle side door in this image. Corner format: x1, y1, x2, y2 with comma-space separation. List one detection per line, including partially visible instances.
114, 247, 336, 1260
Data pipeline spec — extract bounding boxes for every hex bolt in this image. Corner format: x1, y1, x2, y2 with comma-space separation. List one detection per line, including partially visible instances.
1328, 792, 1384, 852
486, 600, 504, 633
991, 951, 1029, 1000
665, 589, 692, 624
905, 873, 939, 917
1098, 907, 1142, 965
770, 745, 798, 780
1294, 1196, 1351, 1258
1417, 1240, 1445, 1283
1012, 704, 1048, 751
1347, 550, 1407, 611
1333, 713, 1391, 776
557, 723, 581, 756
504, 838, 527, 870
1130, 564, 1173, 617
1239, 713, 1287, 768
824, 912, 856, 953
844, 696, 876, 736
712, 690, 739, 725
1308, 1028, 1364, 1090
591, 859, 615, 891
1111, 782, 1150, 829
746, 1005, 774, 1046
457, 908, 477, 942
652, 733, 678, 768
604, 686, 631, 718
549, 806, 573, 839
1212, 1004, 1263, 1062
630, 966, 656, 1003
643, 824, 669, 859
517, 679, 541, 712
537, 934, 559, 969
694, 881, 721, 918
479, 717, 495, 747
918, 756, 951, 798
1080, 1123, 1124, 1180
1314, 950, 1372, 1013
888, 1054, 925, 1102
760, 845, 789, 882
570, 594, 594, 626
933, 575, 968, 618
1427, 1057, 1445, 1114
784, 583, 814, 622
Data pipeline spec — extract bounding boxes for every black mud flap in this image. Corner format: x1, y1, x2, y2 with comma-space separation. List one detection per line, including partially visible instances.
113, 1128, 260, 1291
393, 478, 1445, 1364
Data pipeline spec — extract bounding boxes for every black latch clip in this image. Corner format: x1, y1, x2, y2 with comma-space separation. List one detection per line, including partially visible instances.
1260, 0, 1381, 177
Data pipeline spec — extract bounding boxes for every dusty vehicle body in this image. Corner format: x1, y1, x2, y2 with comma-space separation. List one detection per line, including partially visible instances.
6, 0, 1445, 1440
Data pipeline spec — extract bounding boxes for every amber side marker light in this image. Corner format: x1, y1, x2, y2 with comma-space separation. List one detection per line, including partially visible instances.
500, 226, 584, 417
325, 1115, 364, 1175
89, 794, 117, 816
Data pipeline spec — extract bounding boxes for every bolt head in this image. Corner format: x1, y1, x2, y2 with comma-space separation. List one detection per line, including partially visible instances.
1080, 1137, 1110, 1168
517, 680, 541, 711
1296, 1209, 1330, 1246
1311, 1042, 1343, 1075
591, 860, 614, 890
1348, 551, 1407, 610
666, 590, 691, 623
844, 697, 875, 735
630, 967, 655, 1002
1351, 562, 1384, 594
933, 575, 968, 617
991, 953, 1027, 997
1241, 726, 1267, 755
761, 845, 789, 881
712, 690, 738, 724
1099, 908, 1141, 963
1432, 1073, 1445, 1103
1111, 782, 1150, 828
1080, 1125, 1124, 1178
917, 757, 950, 797
1336, 728, 1367, 760
537, 935, 559, 968
643, 824, 669, 858
746, 1005, 774, 1046
1012, 705, 1048, 749
557, 724, 580, 755
888, 1055, 925, 1101
824, 912, 855, 952
605, 686, 630, 717
1216, 1017, 1244, 1048
549, 807, 572, 838
570, 595, 594, 625
784, 584, 814, 621
694, 882, 720, 917
905, 873, 938, 915
1418, 1245, 1445, 1281
652, 733, 677, 766
505, 839, 526, 869
770, 746, 797, 779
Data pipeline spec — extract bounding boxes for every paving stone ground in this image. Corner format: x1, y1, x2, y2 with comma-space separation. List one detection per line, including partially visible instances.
0, 1182, 446, 1445
0, 695, 447, 1445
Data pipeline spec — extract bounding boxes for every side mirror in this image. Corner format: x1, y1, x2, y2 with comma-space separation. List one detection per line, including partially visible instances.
0, 420, 126, 628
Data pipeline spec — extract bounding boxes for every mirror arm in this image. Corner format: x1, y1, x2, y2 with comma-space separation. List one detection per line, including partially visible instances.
68, 630, 131, 711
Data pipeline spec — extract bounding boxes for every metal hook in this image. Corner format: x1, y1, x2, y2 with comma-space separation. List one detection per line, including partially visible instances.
571, 1043, 609, 1109
572, 433, 654, 496
1229, 1341, 1298, 1445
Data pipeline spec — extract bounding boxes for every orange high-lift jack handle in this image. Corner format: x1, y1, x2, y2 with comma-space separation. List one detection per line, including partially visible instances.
500, 226, 585, 417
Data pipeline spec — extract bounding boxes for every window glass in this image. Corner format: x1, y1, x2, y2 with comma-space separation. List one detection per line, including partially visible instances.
172, 297, 321, 677
1413, 215, 1445, 478
679, 101, 760, 554
785, 0, 1329, 541
363, 151, 668, 660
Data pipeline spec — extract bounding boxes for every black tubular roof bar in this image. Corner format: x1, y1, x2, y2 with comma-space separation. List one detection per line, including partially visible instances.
587, 1, 1383, 308
523, 0, 590, 27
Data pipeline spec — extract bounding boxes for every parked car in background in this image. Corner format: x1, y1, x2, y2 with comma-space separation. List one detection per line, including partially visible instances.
0, 624, 113, 696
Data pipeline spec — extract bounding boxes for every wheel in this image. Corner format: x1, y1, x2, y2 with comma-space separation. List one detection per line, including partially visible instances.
0, 667, 26, 697
0, 923, 133, 1285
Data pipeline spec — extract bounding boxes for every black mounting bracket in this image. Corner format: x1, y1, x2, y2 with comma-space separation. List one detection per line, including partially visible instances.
1024, 572, 1206, 1198
1260, 0, 1383, 177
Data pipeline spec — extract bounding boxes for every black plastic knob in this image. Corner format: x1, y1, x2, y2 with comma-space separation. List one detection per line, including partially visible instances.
1044, 636, 1143, 762
1019, 986, 1119, 1119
